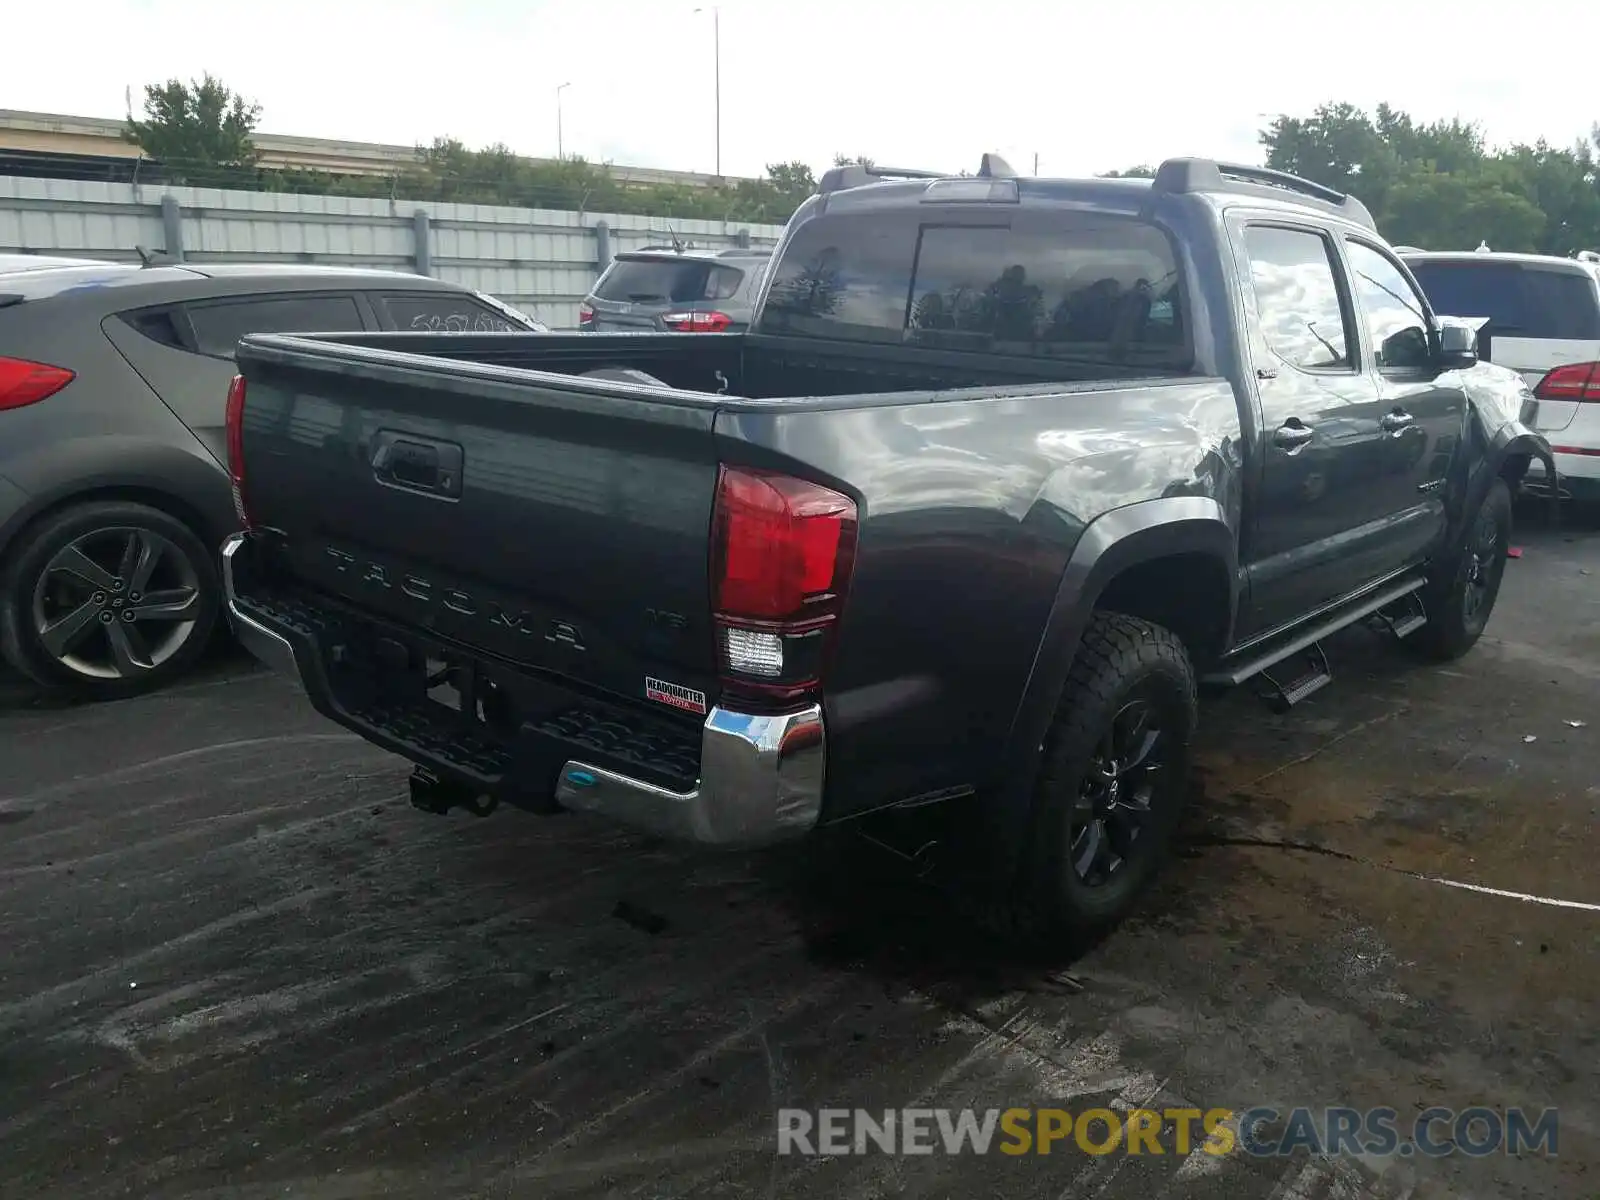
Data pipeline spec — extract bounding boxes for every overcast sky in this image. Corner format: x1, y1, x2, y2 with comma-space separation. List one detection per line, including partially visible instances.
10, 0, 1596, 180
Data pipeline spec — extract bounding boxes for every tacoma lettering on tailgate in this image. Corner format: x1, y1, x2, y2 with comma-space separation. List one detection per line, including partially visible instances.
323, 545, 587, 649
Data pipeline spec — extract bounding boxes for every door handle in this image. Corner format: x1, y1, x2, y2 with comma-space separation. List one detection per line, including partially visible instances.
1272, 420, 1314, 450
370, 430, 464, 499
1380, 409, 1414, 433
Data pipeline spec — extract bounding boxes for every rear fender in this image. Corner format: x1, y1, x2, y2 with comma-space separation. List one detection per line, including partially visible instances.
1468, 422, 1557, 538
1456, 361, 1557, 532
0, 435, 233, 564
971, 496, 1239, 881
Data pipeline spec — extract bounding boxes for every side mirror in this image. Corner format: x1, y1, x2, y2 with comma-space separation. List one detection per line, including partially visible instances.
1436, 321, 1479, 369
1380, 326, 1432, 369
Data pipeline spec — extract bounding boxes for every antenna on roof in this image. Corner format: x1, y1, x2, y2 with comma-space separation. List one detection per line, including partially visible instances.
666, 226, 686, 254
134, 245, 155, 267
976, 153, 1017, 179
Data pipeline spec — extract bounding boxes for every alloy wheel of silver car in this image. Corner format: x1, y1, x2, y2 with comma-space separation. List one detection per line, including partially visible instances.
30, 526, 204, 681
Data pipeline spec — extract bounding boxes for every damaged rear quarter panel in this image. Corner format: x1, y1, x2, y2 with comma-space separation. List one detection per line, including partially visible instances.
713, 374, 1245, 819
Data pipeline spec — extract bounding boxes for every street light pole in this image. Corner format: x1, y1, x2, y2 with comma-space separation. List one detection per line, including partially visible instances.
695, 6, 721, 177
713, 7, 721, 177
556, 81, 571, 160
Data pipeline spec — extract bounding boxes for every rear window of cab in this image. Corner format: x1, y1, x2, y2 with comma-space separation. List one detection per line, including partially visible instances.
758, 211, 1192, 371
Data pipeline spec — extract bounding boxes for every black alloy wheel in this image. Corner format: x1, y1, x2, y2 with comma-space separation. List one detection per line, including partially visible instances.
1068, 697, 1169, 887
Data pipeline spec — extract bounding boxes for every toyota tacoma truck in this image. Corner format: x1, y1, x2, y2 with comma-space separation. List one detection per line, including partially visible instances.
218, 154, 1553, 941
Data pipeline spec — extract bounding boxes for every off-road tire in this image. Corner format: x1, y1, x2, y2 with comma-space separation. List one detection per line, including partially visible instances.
978, 612, 1198, 949
1410, 478, 1512, 663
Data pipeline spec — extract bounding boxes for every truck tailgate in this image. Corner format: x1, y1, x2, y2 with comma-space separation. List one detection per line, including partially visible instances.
235, 337, 724, 715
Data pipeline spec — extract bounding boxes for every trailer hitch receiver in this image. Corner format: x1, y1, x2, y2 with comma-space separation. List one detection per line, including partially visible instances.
408, 766, 498, 817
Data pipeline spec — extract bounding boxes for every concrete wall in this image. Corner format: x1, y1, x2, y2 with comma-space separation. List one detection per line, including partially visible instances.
0, 176, 787, 329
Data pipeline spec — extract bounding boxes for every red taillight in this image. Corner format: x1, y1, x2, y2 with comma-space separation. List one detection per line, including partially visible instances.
664, 310, 733, 333
225, 374, 252, 529
1534, 361, 1600, 402
577, 304, 595, 327
0, 356, 74, 411
711, 466, 857, 705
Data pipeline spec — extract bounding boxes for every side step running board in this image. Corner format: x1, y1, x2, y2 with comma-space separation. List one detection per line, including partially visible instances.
1257, 641, 1333, 712
1205, 574, 1428, 689
1367, 590, 1427, 640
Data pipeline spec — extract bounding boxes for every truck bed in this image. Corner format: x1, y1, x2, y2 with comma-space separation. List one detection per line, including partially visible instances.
229, 328, 1234, 821
290, 329, 1169, 399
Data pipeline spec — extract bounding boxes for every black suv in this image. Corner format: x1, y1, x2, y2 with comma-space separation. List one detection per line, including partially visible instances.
0, 262, 545, 700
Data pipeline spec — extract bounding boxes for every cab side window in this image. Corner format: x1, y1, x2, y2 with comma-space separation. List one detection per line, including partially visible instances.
1346, 241, 1433, 371
1242, 226, 1353, 372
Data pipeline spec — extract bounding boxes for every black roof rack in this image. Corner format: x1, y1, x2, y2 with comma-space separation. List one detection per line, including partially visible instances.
818, 151, 1019, 195
1151, 157, 1376, 230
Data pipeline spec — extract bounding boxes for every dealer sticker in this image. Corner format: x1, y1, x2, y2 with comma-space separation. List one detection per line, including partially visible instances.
645, 676, 708, 716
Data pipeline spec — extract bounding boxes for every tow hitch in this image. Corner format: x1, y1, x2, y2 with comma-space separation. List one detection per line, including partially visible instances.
408, 766, 499, 818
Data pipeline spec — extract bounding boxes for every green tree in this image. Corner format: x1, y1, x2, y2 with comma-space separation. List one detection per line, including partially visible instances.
124, 73, 261, 184
401, 138, 618, 211
1382, 166, 1546, 252
1261, 102, 1406, 214
1500, 140, 1600, 255
1372, 104, 1485, 175
1100, 165, 1156, 178
1259, 101, 1600, 253
763, 161, 817, 205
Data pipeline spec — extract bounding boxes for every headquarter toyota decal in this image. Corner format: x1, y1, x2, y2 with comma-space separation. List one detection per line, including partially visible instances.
644, 677, 708, 716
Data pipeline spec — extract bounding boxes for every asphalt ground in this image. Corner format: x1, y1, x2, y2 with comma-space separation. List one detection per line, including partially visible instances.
2, 499, 1596, 1199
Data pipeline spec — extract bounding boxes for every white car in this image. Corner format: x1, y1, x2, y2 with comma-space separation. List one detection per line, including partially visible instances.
1404, 250, 1600, 503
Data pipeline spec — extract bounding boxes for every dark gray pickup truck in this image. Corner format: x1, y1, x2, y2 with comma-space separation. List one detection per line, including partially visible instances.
220, 154, 1553, 941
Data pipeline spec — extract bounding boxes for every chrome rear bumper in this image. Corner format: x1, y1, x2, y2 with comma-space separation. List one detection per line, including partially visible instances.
552, 705, 823, 845
220, 533, 825, 847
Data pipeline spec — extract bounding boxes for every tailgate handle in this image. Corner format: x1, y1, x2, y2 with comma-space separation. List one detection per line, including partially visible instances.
371, 430, 464, 500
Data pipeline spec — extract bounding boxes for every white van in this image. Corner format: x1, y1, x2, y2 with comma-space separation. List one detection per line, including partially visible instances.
1403, 251, 1600, 502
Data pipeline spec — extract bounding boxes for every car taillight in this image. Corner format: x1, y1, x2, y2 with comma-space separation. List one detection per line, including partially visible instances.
577, 304, 595, 327
711, 466, 857, 707
225, 374, 252, 529
0, 356, 75, 411
1534, 361, 1600, 402
663, 311, 733, 333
